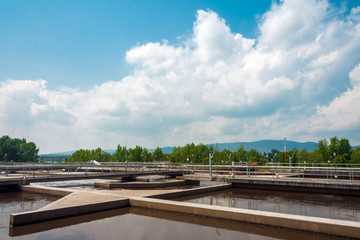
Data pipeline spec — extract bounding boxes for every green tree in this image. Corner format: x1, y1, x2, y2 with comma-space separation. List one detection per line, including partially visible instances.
20, 142, 39, 162
67, 149, 90, 162
0, 136, 38, 162
192, 143, 208, 164
142, 148, 152, 162
246, 148, 264, 164
298, 149, 310, 163
153, 147, 164, 162
308, 150, 322, 163
237, 145, 246, 163
128, 146, 144, 162
170, 146, 183, 163
329, 136, 352, 163
329, 136, 339, 156
315, 139, 329, 162
112, 144, 128, 162
351, 146, 360, 164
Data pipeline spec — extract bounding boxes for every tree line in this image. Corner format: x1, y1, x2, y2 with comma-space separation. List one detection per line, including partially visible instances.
0, 135, 39, 162
66, 136, 360, 165
1, 134, 358, 164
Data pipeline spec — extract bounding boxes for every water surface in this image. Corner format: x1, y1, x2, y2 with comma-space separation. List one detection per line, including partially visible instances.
7, 207, 343, 240
0, 191, 58, 238
176, 188, 360, 221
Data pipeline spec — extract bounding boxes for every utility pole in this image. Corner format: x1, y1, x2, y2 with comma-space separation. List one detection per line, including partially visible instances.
209, 143, 218, 180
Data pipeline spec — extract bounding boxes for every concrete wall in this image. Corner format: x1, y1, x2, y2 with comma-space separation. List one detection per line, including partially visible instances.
21, 185, 72, 197
231, 179, 360, 196
9, 181, 360, 238
94, 180, 188, 189
147, 184, 231, 199
11, 198, 130, 226
130, 197, 360, 239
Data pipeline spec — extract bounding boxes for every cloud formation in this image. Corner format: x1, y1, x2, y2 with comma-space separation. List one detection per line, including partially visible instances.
1, 0, 360, 153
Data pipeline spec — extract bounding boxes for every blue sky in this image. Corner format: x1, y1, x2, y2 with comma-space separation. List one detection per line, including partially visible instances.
1, 0, 360, 153
0, 0, 273, 89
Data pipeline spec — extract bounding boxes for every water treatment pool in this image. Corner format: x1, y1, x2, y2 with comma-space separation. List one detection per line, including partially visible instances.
0, 189, 354, 240
3, 202, 344, 240
0, 191, 59, 239
176, 188, 360, 221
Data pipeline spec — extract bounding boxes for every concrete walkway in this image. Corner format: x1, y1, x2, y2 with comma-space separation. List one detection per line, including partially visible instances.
9, 181, 360, 239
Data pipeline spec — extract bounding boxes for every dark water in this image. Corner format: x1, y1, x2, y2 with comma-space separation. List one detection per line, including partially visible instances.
0, 191, 59, 238
4, 206, 344, 240
0, 190, 355, 239
176, 188, 360, 221
32, 179, 219, 191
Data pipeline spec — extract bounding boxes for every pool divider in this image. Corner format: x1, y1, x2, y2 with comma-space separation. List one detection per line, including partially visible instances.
231, 178, 360, 196
94, 179, 194, 189
9, 183, 360, 238
21, 185, 73, 197
129, 197, 360, 239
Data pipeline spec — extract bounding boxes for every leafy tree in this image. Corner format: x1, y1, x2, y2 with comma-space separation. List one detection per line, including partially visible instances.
171, 146, 182, 163
315, 139, 329, 162
128, 146, 144, 162
0, 135, 39, 162
246, 148, 264, 164
298, 149, 310, 163
142, 148, 152, 162
237, 145, 246, 162
153, 147, 164, 161
192, 143, 208, 164
329, 136, 339, 157
351, 146, 360, 164
112, 144, 128, 162
329, 136, 352, 163
21, 142, 39, 162
308, 150, 322, 163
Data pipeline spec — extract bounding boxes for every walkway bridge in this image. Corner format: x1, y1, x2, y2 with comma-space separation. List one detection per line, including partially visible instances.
0, 164, 185, 190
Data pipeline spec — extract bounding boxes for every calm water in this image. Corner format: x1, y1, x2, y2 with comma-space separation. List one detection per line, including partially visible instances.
176, 188, 360, 221
3, 203, 343, 240
31, 179, 219, 191
0, 191, 351, 239
0, 191, 59, 238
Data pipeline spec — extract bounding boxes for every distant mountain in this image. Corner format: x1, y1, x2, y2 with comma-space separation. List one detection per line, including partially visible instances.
40, 140, 318, 156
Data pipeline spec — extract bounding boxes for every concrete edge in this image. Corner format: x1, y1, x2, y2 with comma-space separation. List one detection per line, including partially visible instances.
10, 198, 130, 226
231, 179, 360, 196
129, 197, 360, 239
147, 183, 232, 199
94, 180, 187, 189
21, 185, 73, 197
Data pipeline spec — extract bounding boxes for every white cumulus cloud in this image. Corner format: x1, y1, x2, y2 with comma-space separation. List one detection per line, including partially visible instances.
1, 0, 360, 153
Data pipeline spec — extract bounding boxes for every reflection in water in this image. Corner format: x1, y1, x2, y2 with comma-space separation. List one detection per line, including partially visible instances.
8, 207, 343, 240
0, 191, 349, 240
31, 179, 218, 191
176, 188, 360, 221
0, 191, 58, 239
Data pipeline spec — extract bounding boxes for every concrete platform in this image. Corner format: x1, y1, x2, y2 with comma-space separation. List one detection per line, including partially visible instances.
130, 196, 360, 239
0, 169, 185, 188
11, 186, 129, 226
8, 181, 360, 238
231, 177, 360, 196
94, 179, 188, 189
